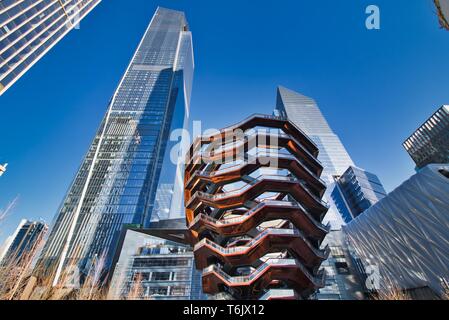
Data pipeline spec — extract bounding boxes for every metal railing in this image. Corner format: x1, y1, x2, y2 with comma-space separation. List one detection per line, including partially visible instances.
189, 200, 330, 234
203, 258, 324, 287
189, 174, 328, 209
194, 228, 329, 259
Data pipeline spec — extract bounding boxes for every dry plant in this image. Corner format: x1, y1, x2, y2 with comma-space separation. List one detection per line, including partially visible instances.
434, 0, 449, 30
441, 279, 449, 300
0, 196, 19, 222
0, 242, 151, 300
126, 272, 145, 300
32, 250, 109, 300
0, 243, 113, 300
370, 277, 412, 301
374, 287, 412, 301
0, 229, 46, 300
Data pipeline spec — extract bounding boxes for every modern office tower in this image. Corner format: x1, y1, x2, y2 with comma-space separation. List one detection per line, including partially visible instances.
331, 166, 387, 224
0, 163, 7, 176
0, 0, 101, 96
185, 114, 329, 300
108, 222, 205, 300
152, 183, 175, 222
345, 164, 449, 298
36, 7, 194, 286
434, 0, 449, 30
0, 219, 47, 266
403, 105, 449, 170
275, 86, 354, 229
274, 86, 367, 300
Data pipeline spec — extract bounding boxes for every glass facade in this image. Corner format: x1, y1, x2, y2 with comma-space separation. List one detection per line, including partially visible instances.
403, 105, 449, 170
0, 0, 101, 95
317, 230, 365, 300
275, 86, 354, 229
332, 166, 387, 223
108, 229, 205, 300
0, 219, 47, 266
274, 86, 367, 300
36, 7, 194, 286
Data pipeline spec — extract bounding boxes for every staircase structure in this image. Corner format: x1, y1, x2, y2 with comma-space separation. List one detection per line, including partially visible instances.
185, 114, 330, 300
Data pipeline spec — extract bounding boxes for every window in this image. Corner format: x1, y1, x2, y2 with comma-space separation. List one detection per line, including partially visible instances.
335, 262, 349, 275
151, 272, 171, 281
148, 287, 168, 296
171, 286, 188, 296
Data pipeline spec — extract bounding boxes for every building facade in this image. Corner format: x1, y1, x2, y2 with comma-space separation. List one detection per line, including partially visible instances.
275, 86, 355, 229
274, 86, 366, 299
403, 105, 449, 170
108, 228, 205, 300
0, 0, 101, 95
317, 230, 365, 300
36, 7, 194, 286
0, 219, 47, 266
331, 166, 387, 224
344, 164, 449, 297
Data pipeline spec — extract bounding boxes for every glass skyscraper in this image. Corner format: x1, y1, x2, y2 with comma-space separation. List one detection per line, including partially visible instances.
275, 86, 355, 228
36, 7, 194, 286
331, 166, 387, 224
275, 86, 368, 300
0, 0, 101, 95
0, 219, 47, 266
403, 105, 449, 170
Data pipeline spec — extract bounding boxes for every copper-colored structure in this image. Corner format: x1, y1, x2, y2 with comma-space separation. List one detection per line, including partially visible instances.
185, 114, 329, 300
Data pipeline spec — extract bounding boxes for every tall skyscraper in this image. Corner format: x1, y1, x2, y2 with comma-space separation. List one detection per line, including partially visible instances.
0, 219, 47, 266
403, 105, 449, 170
0, 0, 101, 95
274, 86, 367, 300
36, 7, 194, 286
331, 166, 387, 224
275, 86, 355, 228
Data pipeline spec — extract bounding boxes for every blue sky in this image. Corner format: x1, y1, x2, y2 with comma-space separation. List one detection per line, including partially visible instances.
1, 0, 448, 243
